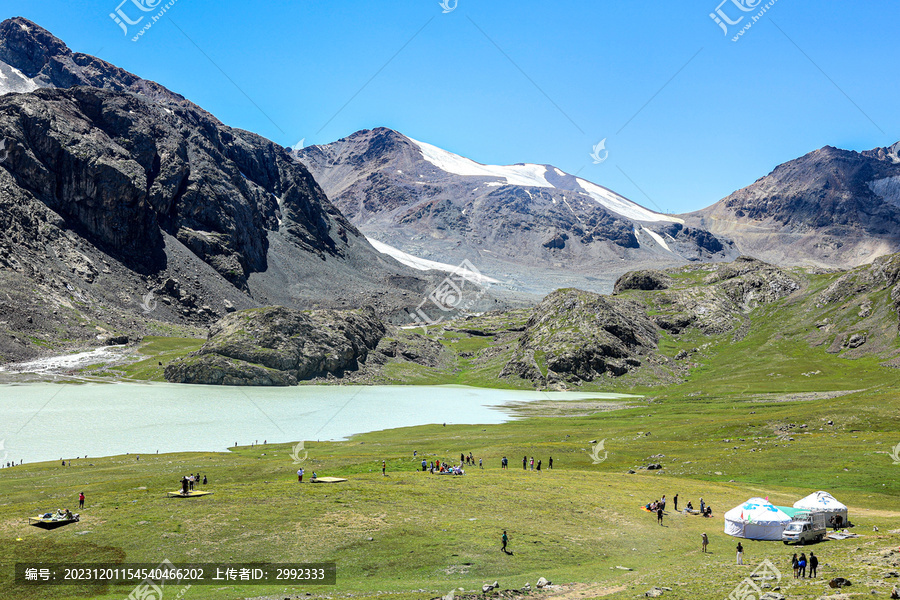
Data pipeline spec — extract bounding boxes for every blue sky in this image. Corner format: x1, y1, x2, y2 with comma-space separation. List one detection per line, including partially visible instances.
8, 0, 900, 214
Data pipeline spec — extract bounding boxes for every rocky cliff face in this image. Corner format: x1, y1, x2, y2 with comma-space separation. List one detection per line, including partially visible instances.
686, 145, 900, 268
0, 18, 452, 363
297, 128, 736, 295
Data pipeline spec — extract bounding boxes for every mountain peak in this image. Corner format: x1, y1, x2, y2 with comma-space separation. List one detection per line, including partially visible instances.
0, 16, 186, 103
0, 18, 71, 77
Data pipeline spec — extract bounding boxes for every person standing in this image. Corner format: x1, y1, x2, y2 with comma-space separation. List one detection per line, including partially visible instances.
674, 494, 678, 511
479, 458, 483, 469
501, 530, 509, 553
298, 469, 303, 482
736, 542, 743, 565
657, 507, 663, 525
501, 456, 507, 469
798, 552, 807, 578
808, 552, 818, 578
660, 495, 666, 510
202, 475, 207, 485
530, 457, 534, 471
791, 553, 799, 578
78, 492, 85, 509
536, 459, 541, 472
422, 459, 427, 472
188, 475, 194, 491
700, 498, 705, 514
523, 456, 527, 470
701, 533, 708, 553
382, 460, 386, 476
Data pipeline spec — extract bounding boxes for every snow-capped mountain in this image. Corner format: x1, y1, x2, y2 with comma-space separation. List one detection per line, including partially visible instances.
296, 128, 734, 293
408, 136, 682, 224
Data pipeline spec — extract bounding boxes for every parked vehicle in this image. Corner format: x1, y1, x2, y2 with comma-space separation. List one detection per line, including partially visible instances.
782, 511, 827, 545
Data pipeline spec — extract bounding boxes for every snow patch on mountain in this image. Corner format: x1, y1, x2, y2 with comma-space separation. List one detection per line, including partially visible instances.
367, 237, 499, 284
641, 227, 673, 252
409, 136, 554, 189
0, 60, 40, 95
577, 178, 682, 224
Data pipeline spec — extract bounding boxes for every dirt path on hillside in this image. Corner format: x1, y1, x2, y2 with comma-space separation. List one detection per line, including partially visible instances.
542, 583, 628, 599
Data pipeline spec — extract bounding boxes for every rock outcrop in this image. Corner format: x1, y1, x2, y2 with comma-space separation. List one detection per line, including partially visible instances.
613, 270, 671, 293
165, 306, 386, 385
501, 289, 659, 384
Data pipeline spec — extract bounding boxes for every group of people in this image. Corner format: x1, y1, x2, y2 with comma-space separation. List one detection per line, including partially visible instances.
644, 494, 713, 520
43, 508, 77, 521
424, 458, 465, 475
790, 552, 819, 578
460, 453, 481, 468
684, 497, 713, 517
296, 468, 317, 481
179, 473, 205, 494
3, 459, 22, 468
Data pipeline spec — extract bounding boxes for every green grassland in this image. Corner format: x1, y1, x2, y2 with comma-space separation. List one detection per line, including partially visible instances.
2, 382, 899, 600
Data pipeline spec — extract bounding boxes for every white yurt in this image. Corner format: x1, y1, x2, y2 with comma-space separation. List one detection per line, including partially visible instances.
793, 491, 848, 523
724, 497, 793, 540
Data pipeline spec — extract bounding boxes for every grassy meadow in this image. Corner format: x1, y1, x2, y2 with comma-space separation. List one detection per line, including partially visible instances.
3, 266, 900, 599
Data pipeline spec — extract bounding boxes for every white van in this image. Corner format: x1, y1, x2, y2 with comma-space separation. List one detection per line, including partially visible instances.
781, 511, 827, 545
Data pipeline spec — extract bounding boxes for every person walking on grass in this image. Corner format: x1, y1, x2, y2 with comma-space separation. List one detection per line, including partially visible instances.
657, 507, 663, 525
809, 552, 818, 578
701, 533, 708, 553
736, 542, 743, 565
78, 492, 85, 509
549, 456, 553, 469
501, 530, 509, 553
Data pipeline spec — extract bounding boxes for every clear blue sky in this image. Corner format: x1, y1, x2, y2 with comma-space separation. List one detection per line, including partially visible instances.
8, 0, 900, 214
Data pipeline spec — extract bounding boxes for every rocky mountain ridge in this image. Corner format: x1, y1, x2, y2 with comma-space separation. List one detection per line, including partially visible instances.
686, 144, 900, 268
